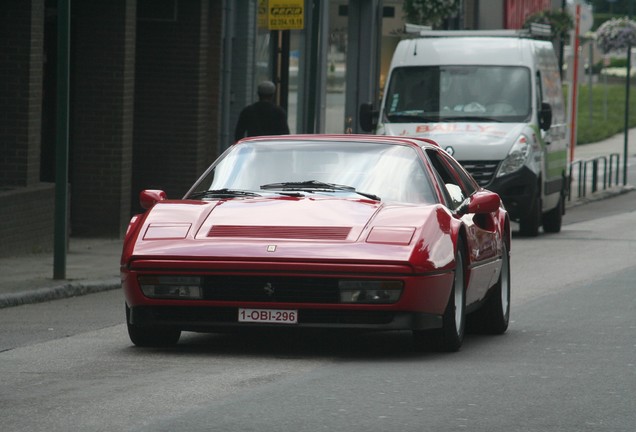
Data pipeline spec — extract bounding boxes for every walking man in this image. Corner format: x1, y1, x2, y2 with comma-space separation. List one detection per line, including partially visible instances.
234, 80, 290, 141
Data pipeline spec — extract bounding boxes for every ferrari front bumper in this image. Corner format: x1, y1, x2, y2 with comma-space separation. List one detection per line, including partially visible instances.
127, 305, 443, 332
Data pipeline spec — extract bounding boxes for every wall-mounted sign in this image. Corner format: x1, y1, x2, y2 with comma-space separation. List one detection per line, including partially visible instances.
268, 0, 304, 30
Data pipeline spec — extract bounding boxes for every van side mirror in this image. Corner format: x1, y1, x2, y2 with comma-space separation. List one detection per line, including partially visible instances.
539, 102, 552, 131
359, 103, 378, 132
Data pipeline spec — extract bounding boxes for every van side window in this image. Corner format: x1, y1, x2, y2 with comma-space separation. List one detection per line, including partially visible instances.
536, 72, 543, 111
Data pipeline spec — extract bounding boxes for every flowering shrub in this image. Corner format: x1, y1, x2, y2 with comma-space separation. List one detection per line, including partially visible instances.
601, 67, 636, 78
595, 17, 636, 54
523, 10, 573, 41
403, 0, 459, 28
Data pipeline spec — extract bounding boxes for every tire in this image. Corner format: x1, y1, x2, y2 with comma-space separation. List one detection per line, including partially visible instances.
468, 243, 510, 334
519, 193, 541, 237
542, 194, 563, 233
414, 247, 466, 352
125, 305, 181, 347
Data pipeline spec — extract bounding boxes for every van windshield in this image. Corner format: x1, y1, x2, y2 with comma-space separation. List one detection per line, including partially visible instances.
383, 66, 532, 123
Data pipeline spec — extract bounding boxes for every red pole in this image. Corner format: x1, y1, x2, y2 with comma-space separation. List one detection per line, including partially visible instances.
569, 5, 581, 163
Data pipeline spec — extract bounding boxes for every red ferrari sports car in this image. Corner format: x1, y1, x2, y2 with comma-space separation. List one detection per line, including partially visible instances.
122, 134, 511, 351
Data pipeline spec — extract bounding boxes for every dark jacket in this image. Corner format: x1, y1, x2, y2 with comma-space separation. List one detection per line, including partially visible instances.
234, 100, 290, 142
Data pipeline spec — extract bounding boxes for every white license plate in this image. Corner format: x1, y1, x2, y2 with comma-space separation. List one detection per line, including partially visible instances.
238, 308, 298, 324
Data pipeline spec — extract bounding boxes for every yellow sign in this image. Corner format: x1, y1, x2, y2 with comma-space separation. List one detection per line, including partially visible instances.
268, 0, 304, 30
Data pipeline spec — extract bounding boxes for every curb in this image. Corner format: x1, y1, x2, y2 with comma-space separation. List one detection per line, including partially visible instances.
565, 184, 635, 209
0, 278, 120, 309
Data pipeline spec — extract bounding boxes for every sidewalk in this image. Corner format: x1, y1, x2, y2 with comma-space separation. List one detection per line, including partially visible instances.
1, 130, 634, 309
0, 238, 122, 308
571, 127, 634, 163
567, 128, 636, 206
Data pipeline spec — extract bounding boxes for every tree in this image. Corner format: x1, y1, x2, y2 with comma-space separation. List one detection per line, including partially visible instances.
403, 0, 460, 28
588, 0, 631, 15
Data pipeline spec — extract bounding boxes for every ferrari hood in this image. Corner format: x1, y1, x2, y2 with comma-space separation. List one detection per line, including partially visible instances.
131, 196, 448, 266
380, 122, 527, 160
197, 196, 379, 237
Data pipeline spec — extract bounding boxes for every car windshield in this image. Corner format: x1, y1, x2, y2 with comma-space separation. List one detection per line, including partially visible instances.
383, 65, 532, 123
186, 140, 436, 204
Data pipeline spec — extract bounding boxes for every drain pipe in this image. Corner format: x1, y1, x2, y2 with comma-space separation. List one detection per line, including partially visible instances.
220, 0, 235, 151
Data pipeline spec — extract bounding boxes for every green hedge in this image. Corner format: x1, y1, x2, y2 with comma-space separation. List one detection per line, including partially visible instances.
569, 83, 636, 144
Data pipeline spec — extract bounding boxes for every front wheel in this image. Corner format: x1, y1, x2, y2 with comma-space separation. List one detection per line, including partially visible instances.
414, 247, 466, 352
468, 243, 510, 334
542, 193, 563, 233
519, 193, 541, 237
126, 305, 181, 347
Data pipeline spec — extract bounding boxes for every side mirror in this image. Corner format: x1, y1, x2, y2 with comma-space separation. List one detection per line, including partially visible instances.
457, 190, 501, 215
359, 103, 378, 132
539, 102, 552, 131
445, 183, 465, 208
140, 189, 167, 210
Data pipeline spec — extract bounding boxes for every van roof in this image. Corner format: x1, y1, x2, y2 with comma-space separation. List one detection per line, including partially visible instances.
392, 37, 551, 67
411, 29, 547, 38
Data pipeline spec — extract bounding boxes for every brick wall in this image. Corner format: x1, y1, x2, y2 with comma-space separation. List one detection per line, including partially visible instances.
0, 0, 55, 257
70, 0, 135, 237
133, 0, 217, 208
0, 184, 55, 257
1, 0, 227, 255
0, 0, 44, 187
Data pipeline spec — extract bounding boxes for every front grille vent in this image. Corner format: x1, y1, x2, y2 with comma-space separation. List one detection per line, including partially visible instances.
460, 160, 500, 186
207, 225, 351, 240
202, 276, 340, 303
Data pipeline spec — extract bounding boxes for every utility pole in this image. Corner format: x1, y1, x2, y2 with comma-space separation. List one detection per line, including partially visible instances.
54, 0, 70, 279
624, 1, 633, 185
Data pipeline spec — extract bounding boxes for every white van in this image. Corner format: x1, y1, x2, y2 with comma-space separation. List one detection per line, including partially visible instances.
360, 31, 568, 236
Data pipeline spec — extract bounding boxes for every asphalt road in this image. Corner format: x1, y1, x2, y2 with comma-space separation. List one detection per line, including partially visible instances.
1, 192, 635, 432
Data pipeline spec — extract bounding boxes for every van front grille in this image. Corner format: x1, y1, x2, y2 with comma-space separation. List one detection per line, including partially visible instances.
460, 160, 500, 186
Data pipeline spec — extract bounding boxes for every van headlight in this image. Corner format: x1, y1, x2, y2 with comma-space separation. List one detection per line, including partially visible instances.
338, 280, 403, 304
497, 135, 530, 177
138, 275, 202, 299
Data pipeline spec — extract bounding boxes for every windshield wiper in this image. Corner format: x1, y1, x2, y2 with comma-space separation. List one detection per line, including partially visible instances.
443, 116, 501, 122
386, 113, 439, 123
350, 190, 382, 201
188, 188, 262, 199
261, 180, 381, 201
261, 180, 353, 190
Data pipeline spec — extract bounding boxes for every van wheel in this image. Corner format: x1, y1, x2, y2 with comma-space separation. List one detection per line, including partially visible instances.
519, 194, 541, 237
542, 194, 563, 233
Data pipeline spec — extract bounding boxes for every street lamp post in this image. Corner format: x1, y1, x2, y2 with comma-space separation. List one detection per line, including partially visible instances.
624, 43, 631, 185
624, 0, 634, 185
54, 0, 70, 279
